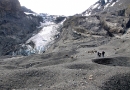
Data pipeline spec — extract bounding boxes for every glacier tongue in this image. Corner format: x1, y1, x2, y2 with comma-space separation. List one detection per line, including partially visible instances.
13, 21, 63, 56
26, 22, 60, 54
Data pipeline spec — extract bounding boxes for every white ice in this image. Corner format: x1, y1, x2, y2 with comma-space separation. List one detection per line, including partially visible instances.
111, 2, 116, 7
26, 23, 60, 54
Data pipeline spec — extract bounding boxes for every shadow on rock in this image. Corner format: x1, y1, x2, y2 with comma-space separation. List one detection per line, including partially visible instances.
92, 57, 130, 67
66, 64, 98, 70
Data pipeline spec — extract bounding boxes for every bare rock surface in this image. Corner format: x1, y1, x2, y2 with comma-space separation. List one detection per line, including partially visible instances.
0, 0, 43, 56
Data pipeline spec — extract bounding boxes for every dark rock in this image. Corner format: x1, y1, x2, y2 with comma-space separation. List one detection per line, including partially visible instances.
126, 18, 130, 28
0, 0, 43, 56
100, 0, 105, 6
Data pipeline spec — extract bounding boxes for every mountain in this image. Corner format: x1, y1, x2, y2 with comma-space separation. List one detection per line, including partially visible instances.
82, 0, 130, 16
81, 0, 130, 36
51, 0, 130, 47
47, 0, 130, 53
0, 0, 44, 56
1, 0, 130, 90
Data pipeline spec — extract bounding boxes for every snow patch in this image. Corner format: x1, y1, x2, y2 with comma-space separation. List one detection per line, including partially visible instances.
104, 3, 111, 9
24, 12, 38, 16
111, 2, 116, 7
91, 3, 99, 9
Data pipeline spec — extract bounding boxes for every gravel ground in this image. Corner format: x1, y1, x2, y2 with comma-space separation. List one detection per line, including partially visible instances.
0, 34, 130, 90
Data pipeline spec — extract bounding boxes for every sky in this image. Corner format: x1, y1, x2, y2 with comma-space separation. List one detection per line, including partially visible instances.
19, 0, 98, 16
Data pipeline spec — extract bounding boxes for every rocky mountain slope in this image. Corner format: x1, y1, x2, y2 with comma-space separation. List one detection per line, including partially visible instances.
0, 0, 43, 56
81, 0, 130, 35
47, 0, 130, 54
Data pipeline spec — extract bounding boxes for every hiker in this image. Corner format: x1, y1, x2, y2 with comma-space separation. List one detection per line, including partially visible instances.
102, 51, 105, 57
97, 52, 101, 57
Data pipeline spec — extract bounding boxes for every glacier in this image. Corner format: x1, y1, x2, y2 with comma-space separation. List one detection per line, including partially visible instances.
12, 14, 65, 56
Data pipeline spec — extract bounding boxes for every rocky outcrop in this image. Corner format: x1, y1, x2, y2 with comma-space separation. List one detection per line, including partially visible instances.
0, 0, 43, 56
63, 15, 107, 37
0, 0, 23, 18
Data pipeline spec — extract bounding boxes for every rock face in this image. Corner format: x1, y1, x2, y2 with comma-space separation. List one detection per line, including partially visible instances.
81, 0, 130, 35
0, 0, 21, 12
64, 0, 130, 37
47, 0, 130, 53
0, 0, 43, 56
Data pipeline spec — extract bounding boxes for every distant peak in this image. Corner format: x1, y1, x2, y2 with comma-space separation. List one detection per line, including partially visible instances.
82, 0, 119, 16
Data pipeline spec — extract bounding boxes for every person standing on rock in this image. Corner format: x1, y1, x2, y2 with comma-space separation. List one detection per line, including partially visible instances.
102, 51, 105, 57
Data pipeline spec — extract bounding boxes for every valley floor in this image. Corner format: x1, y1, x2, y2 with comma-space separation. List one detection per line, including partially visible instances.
0, 36, 130, 90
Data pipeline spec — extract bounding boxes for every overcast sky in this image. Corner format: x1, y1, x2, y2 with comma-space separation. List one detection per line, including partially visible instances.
19, 0, 98, 16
